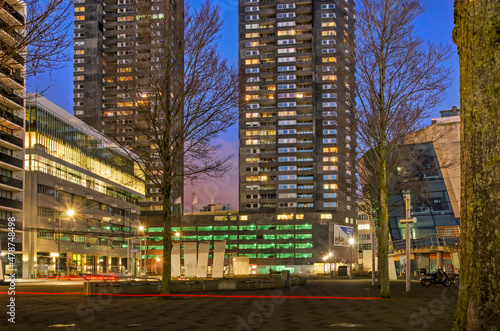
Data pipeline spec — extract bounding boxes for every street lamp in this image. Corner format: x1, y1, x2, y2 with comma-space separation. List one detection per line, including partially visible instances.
58, 209, 75, 279
328, 252, 333, 277
349, 237, 355, 280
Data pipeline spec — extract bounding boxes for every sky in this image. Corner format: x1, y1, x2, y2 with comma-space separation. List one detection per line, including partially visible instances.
27, 0, 460, 212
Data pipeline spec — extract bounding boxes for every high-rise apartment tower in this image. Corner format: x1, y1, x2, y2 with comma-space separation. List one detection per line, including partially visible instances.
0, 0, 25, 275
72, 0, 184, 221
239, 0, 357, 222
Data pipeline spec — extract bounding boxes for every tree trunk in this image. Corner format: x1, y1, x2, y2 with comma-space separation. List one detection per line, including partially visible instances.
453, 0, 500, 329
378, 144, 391, 298
161, 183, 173, 294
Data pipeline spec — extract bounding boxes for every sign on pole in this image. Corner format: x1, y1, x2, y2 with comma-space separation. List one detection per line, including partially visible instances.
334, 225, 354, 246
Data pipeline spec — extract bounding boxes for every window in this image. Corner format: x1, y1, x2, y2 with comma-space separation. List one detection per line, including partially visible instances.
245, 50, 259, 56
245, 23, 259, 29
75, 50, 84, 55
321, 4, 335, 9
321, 213, 332, 219
245, 15, 259, 21
278, 21, 296, 27
245, 41, 260, 47
278, 147, 296, 153
324, 202, 337, 207
277, 30, 296, 36
323, 138, 337, 144
322, 75, 337, 81
245, 68, 259, 73
75, 15, 85, 20
277, 12, 296, 18
323, 111, 337, 117
322, 48, 336, 54
278, 84, 296, 89
278, 102, 296, 108
323, 102, 338, 108
278, 57, 296, 62
245, 59, 260, 65
322, 39, 336, 45
323, 129, 337, 135
245, 32, 259, 38
321, 13, 336, 18
245, 6, 259, 12
322, 30, 337, 36
278, 75, 296, 80
277, 48, 296, 54
322, 57, 337, 63
278, 138, 296, 144
323, 174, 338, 180
278, 129, 296, 134
323, 120, 337, 126
278, 39, 296, 45
278, 93, 296, 98
324, 193, 337, 198
324, 183, 338, 190
323, 156, 338, 163
322, 22, 337, 27
322, 93, 337, 98
277, 3, 295, 9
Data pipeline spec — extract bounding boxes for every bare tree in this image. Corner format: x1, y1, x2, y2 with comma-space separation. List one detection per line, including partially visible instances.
0, 0, 73, 76
355, 0, 452, 298
453, 0, 500, 329
103, 0, 238, 293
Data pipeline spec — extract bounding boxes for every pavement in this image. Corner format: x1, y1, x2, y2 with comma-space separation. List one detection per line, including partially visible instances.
0, 278, 457, 331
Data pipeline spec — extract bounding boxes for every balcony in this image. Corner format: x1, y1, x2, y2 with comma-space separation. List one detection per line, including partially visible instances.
0, 133, 22, 148
0, 152, 22, 168
0, 196, 22, 210
0, 176, 22, 189
0, 85, 23, 109
0, 67, 23, 89
0, 109, 23, 128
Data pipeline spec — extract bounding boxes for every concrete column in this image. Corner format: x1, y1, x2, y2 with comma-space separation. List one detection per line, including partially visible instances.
437, 251, 444, 268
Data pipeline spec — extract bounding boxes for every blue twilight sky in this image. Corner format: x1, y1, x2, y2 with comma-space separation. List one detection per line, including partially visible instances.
27, 0, 460, 209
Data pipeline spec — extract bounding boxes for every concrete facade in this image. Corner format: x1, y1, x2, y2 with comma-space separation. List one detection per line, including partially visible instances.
0, 0, 25, 276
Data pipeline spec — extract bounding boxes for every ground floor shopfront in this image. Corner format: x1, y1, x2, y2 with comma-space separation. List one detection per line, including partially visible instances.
34, 252, 129, 278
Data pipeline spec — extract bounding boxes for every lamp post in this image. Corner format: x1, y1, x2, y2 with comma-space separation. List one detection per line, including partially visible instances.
328, 252, 333, 277
57, 209, 74, 279
400, 194, 417, 292
349, 237, 354, 280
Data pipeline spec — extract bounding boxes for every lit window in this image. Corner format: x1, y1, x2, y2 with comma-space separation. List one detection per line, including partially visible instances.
75, 15, 85, 20
321, 214, 332, 219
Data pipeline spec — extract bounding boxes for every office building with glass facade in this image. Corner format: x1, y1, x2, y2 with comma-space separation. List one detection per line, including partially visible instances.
23, 94, 145, 278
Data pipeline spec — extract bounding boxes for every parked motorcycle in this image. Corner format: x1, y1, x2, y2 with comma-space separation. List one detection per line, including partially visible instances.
419, 267, 452, 287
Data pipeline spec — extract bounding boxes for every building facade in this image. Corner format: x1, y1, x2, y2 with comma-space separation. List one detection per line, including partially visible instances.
0, 0, 25, 276
72, 0, 184, 221
237, 0, 358, 269
239, 0, 357, 214
23, 94, 145, 278
388, 107, 461, 274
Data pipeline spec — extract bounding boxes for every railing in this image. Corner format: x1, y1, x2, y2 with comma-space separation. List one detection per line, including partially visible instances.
0, 109, 23, 126
0, 133, 23, 148
0, 196, 22, 210
392, 234, 460, 251
0, 67, 23, 86
0, 85, 23, 107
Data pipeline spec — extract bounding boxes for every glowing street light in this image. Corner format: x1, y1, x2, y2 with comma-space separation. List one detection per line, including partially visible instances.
349, 237, 355, 280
